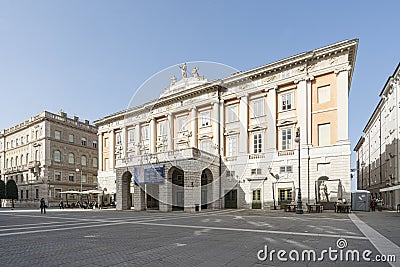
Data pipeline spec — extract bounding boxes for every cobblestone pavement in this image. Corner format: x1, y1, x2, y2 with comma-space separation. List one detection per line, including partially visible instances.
0, 208, 397, 266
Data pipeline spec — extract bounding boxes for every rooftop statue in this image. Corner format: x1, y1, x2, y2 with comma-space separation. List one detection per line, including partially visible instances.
178, 63, 187, 79
192, 66, 200, 79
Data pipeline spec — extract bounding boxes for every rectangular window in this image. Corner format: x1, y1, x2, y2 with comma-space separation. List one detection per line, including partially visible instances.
318, 85, 330, 103
251, 99, 264, 118
200, 111, 211, 127
69, 134, 74, 143
141, 126, 149, 140
104, 137, 109, 147
157, 121, 166, 136
55, 171, 61, 181
280, 166, 293, 173
35, 188, 39, 199
226, 104, 238, 123
26, 190, 29, 199
128, 129, 135, 143
21, 137, 24, 145
200, 139, 212, 153
281, 93, 293, 111
252, 132, 263, 154
251, 168, 262, 175
281, 128, 292, 150
92, 141, 98, 148
55, 189, 62, 199
68, 174, 75, 182
93, 175, 97, 184
81, 174, 87, 183
35, 130, 39, 139
81, 137, 87, 146
115, 132, 122, 145
226, 135, 238, 157
177, 116, 187, 131
318, 123, 331, 146
55, 130, 61, 140
21, 190, 23, 199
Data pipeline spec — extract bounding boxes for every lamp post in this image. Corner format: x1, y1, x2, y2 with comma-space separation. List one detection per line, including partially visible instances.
76, 167, 82, 204
269, 166, 279, 210
294, 127, 303, 214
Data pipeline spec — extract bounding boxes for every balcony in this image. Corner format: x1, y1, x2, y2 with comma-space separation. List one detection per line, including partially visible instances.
278, 150, 294, 156
248, 154, 265, 160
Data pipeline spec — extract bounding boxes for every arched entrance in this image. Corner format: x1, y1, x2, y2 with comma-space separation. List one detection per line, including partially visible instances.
171, 167, 184, 211
121, 171, 133, 210
201, 169, 213, 210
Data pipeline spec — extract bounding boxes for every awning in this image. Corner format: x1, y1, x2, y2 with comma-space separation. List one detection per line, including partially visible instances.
60, 190, 82, 194
380, 184, 400, 192
81, 190, 104, 194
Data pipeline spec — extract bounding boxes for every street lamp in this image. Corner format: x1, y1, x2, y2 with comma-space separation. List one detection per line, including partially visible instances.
76, 167, 82, 204
294, 127, 303, 214
269, 166, 279, 210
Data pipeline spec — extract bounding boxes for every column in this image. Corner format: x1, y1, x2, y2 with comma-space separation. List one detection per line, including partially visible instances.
135, 124, 140, 156
109, 130, 115, 169
213, 102, 219, 152
306, 78, 313, 145
159, 179, 172, 212
98, 133, 103, 171
167, 113, 173, 151
297, 80, 307, 146
184, 171, 201, 213
337, 69, 349, 142
190, 107, 197, 148
150, 118, 156, 154
239, 94, 248, 154
121, 127, 127, 158
133, 184, 146, 211
219, 99, 225, 154
266, 88, 276, 151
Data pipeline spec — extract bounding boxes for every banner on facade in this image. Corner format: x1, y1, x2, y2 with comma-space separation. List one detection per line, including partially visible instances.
134, 164, 165, 184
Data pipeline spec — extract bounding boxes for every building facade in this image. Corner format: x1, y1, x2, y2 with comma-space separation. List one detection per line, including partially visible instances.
95, 39, 358, 212
0, 111, 98, 207
354, 63, 400, 210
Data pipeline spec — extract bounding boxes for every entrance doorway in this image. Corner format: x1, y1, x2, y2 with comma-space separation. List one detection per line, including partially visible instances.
224, 189, 237, 209
146, 184, 159, 210
171, 168, 184, 211
252, 189, 261, 209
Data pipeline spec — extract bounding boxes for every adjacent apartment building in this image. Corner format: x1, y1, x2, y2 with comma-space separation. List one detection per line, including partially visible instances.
354, 63, 400, 210
0, 111, 98, 207
95, 39, 358, 212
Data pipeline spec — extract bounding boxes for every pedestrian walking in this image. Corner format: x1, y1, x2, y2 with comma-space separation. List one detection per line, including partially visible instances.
59, 200, 64, 209
370, 197, 376, 212
40, 198, 47, 214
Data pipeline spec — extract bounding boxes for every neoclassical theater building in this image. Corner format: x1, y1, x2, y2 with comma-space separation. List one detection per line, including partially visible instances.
95, 39, 358, 212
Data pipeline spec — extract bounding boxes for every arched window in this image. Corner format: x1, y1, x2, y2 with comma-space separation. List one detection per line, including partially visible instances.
68, 153, 75, 164
26, 153, 29, 164
35, 150, 39, 161
54, 150, 61, 162
21, 154, 24, 165
10, 157, 14, 167
6, 158, 9, 168
15, 156, 19, 166
92, 157, 98, 168
81, 155, 87, 166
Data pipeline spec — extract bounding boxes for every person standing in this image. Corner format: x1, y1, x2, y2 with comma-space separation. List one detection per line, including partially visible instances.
59, 200, 64, 210
40, 198, 47, 214
370, 197, 376, 212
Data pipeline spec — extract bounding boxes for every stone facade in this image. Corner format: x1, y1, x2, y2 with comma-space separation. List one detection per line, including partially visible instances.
95, 39, 358, 211
0, 111, 98, 207
355, 63, 400, 210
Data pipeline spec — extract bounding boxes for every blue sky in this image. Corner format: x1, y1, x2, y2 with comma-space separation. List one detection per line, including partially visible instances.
1, 1, 399, 172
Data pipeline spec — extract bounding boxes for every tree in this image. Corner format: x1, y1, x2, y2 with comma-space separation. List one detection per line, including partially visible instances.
6, 180, 18, 208
0, 180, 5, 207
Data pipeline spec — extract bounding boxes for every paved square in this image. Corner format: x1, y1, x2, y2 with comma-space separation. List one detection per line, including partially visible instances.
0, 209, 397, 266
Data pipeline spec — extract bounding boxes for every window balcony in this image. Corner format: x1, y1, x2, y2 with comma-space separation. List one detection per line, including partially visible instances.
278, 150, 294, 156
